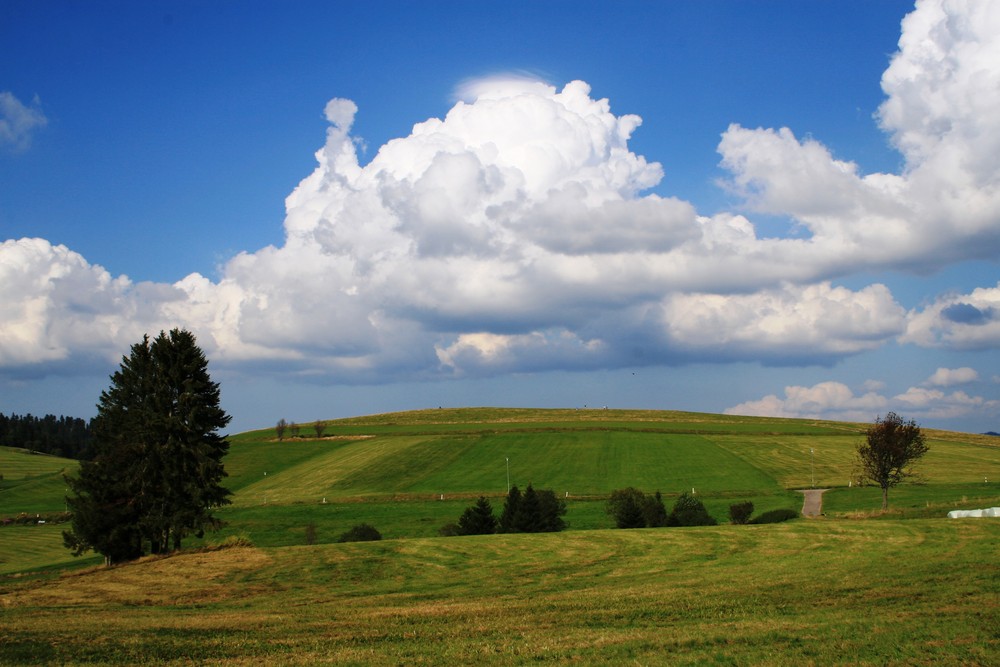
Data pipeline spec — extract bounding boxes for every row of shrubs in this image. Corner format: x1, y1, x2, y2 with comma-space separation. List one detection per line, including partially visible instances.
437, 487, 799, 538
309, 489, 799, 545
606, 488, 799, 528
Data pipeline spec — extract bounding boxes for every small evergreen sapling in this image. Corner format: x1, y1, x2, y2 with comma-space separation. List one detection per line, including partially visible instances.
457, 496, 498, 535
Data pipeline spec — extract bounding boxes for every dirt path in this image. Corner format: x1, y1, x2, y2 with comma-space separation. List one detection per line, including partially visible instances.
798, 489, 828, 517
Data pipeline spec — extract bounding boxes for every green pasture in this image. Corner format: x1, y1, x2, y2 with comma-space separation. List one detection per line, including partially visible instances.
0, 524, 101, 575
227, 428, 795, 503
823, 482, 1000, 517
0, 448, 76, 515
2, 408, 999, 578
0, 447, 76, 479
2, 520, 997, 664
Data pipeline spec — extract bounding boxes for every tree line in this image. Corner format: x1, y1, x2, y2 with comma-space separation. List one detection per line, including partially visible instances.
0, 412, 94, 460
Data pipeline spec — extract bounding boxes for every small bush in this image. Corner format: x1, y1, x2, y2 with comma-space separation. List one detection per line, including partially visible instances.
209, 534, 255, 550
338, 523, 382, 542
749, 508, 799, 524
438, 522, 461, 537
667, 493, 717, 527
729, 501, 754, 525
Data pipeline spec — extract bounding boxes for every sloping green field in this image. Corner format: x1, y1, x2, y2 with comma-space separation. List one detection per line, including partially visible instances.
0, 448, 76, 515
4, 408, 999, 559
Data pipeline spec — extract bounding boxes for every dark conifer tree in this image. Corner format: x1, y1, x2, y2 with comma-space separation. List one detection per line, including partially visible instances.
63, 329, 231, 564
512, 483, 543, 533
498, 485, 521, 533
535, 488, 567, 532
457, 496, 498, 535
643, 491, 668, 528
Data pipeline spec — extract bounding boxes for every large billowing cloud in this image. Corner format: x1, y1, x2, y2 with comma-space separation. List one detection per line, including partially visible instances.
2, 0, 999, 383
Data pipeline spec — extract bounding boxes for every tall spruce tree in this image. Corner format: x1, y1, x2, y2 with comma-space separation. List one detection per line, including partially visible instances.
63, 329, 231, 564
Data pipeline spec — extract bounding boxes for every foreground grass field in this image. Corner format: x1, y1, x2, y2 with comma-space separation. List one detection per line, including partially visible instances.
2, 521, 997, 664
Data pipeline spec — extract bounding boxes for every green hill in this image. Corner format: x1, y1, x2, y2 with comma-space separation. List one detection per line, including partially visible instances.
3, 408, 999, 569
2, 408, 999, 663
223, 407, 999, 506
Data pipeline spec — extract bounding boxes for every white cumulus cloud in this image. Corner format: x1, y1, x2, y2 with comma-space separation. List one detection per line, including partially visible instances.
718, 0, 1000, 270
902, 282, 1000, 350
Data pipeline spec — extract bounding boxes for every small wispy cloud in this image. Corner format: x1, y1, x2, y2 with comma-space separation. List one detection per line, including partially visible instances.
0, 91, 47, 152
924, 367, 979, 387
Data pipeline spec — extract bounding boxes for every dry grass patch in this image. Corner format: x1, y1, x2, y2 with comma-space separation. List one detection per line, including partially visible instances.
2, 546, 271, 609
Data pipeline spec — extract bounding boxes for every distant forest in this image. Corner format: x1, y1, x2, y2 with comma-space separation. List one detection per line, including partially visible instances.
0, 413, 94, 460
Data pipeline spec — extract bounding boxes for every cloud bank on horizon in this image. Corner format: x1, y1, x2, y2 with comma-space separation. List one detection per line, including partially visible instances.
2, 0, 999, 424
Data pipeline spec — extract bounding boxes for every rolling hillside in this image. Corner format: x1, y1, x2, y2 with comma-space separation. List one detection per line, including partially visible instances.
3, 408, 999, 570
222, 407, 999, 506
2, 409, 999, 664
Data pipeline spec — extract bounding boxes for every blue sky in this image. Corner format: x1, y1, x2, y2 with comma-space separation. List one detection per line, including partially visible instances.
2, 0, 998, 434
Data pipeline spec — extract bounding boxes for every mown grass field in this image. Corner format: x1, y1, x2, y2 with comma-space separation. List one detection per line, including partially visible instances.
1, 408, 999, 664
2, 521, 997, 664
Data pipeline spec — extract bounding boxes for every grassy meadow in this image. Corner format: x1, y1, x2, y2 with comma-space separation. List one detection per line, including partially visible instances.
1, 408, 999, 664
0, 447, 76, 516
